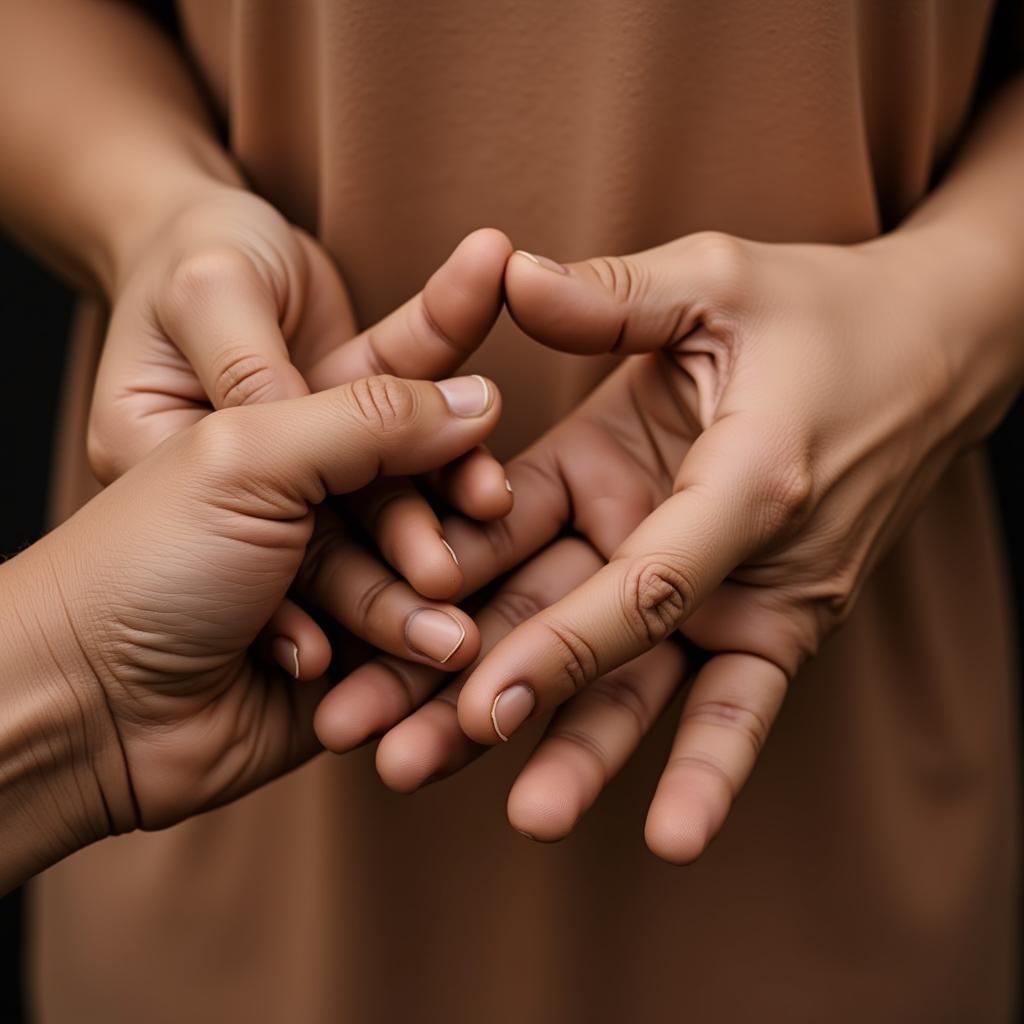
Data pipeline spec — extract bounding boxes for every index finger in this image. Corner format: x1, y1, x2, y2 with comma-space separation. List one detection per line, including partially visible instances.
455, 414, 796, 743
303, 228, 513, 391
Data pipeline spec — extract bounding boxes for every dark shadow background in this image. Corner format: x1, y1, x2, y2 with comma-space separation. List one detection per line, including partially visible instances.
0, 2, 1021, 1020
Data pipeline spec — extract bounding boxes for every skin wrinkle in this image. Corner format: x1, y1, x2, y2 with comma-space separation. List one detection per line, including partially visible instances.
38, 549, 142, 834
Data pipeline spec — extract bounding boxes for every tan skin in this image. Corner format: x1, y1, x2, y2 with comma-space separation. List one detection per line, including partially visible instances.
0, 0, 1021, 877
0, 0, 513, 675
321, 79, 1024, 862
0, 368, 503, 894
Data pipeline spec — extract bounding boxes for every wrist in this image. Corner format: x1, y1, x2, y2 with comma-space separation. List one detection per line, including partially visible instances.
0, 546, 137, 890
860, 224, 1024, 447
67, 127, 246, 300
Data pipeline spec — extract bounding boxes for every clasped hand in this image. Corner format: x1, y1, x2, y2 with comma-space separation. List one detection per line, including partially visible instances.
59, 200, 979, 864
318, 231, 978, 863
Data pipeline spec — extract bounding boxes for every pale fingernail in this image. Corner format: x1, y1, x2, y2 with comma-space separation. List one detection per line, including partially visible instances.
272, 637, 300, 680
504, 478, 513, 495
490, 684, 536, 741
514, 249, 568, 275
516, 828, 536, 841
440, 537, 460, 567
405, 608, 466, 664
436, 375, 492, 417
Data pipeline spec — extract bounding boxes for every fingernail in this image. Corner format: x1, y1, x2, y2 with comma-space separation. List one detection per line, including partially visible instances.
490, 684, 536, 741
514, 249, 568, 275
504, 478, 513, 495
405, 608, 467, 664
440, 537, 460, 567
436, 375, 492, 417
272, 637, 300, 680
516, 828, 536, 841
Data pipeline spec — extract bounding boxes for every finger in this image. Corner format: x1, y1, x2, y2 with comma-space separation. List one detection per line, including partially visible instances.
644, 653, 786, 864
507, 640, 685, 842
347, 479, 462, 601
371, 538, 607, 791
503, 232, 754, 355
295, 507, 479, 670
442, 408, 656, 598
157, 247, 310, 408
349, 447, 513, 601
431, 446, 513, 522
456, 412, 797, 743
313, 654, 448, 755
192, 373, 502, 504
296, 230, 512, 600
314, 537, 601, 766
303, 227, 513, 389
255, 597, 333, 681
374, 677, 477, 794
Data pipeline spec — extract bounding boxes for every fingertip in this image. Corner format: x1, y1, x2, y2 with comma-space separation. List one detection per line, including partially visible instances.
507, 766, 581, 843
314, 663, 403, 752
451, 227, 515, 274
221, 354, 311, 408
401, 541, 463, 601
504, 248, 622, 354
643, 805, 712, 866
457, 680, 511, 746
264, 600, 332, 681
421, 229, 513, 351
440, 449, 514, 522
375, 720, 440, 793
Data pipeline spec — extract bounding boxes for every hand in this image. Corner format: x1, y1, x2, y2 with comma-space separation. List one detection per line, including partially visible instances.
4, 370, 501, 860
88, 186, 513, 674
324, 231, 1004, 863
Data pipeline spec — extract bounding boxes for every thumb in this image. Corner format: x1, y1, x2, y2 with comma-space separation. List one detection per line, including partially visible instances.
504, 232, 754, 355
189, 373, 501, 508
158, 247, 310, 408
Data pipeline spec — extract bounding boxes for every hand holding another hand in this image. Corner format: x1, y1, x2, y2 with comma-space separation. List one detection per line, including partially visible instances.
88, 189, 515, 676
327, 230, 1015, 863
1, 366, 501, 891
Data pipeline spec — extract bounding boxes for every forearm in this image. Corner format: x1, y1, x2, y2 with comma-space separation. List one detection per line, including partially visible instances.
0, 0, 243, 296
868, 74, 1024, 443
0, 545, 134, 893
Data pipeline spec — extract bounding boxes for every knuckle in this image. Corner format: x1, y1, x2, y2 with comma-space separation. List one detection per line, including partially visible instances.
485, 588, 548, 631
681, 697, 771, 758
686, 231, 751, 305
361, 328, 400, 378
413, 297, 463, 358
211, 349, 280, 407
815, 568, 860, 629
539, 619, 600, 695
588, 670, 652, 736
665, 750, 735, 795
164, 246, 252, 315
545, 725, 610, 780
376, 658, 422, 715
346, 374, 418, 433
757, 459, 815, 533
587, 255, 646, 305
186, 409, 253, 480
622, 559, 695, 644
